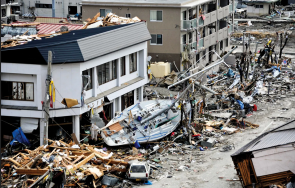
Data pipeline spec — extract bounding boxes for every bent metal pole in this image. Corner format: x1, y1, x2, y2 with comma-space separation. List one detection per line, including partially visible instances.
168, 46, 238, 89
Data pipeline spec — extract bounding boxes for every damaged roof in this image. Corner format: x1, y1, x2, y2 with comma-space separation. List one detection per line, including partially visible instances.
231, 120, 295, 156
1, 22, 151, 64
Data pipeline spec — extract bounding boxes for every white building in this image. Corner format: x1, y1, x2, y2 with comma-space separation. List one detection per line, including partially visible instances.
242, 0, 279, 17
1, 22, 151, 145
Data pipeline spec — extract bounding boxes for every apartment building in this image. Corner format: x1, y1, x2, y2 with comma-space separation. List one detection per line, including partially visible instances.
82, 0, 235, 71
1, 22, 151, 145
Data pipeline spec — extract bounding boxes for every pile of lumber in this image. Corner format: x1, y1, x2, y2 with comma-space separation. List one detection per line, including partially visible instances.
83, 12, 142, 29
1, 138, 145, 187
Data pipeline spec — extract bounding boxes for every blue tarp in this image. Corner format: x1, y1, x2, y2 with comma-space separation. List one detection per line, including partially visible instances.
227, 68, 235, 77
10, 128, 31, 146
237, 100, 244, 110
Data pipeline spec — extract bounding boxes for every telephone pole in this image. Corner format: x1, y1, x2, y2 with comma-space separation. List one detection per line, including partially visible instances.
44, 51, 52, 145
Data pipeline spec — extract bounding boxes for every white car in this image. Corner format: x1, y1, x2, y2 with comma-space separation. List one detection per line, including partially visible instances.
127, 162, 151, 182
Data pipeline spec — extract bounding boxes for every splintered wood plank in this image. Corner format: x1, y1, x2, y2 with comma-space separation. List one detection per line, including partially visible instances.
16, 169, 48, 175
73, 153, 95, 170
8, 158, 21, 167
71, 133, 79, 145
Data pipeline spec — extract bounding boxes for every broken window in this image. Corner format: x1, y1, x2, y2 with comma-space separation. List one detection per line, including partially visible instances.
150, 10, 162, 21
121, 57, 126, 76
255, 5, 263, 9
82, 69, 92, 90
111, 60, 117, 80
129, 52, 137, 73
126, 14, 131, 18
1, 81, 34, 101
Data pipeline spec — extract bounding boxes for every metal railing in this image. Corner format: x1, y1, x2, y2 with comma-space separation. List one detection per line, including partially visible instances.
199, 17, 204, 26
181, 20, 191, 30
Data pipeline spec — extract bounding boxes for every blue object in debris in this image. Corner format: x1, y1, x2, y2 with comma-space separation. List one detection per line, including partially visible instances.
237, 100, 244, 110
144, 125, 148, 129
227, 68, 235, 77
134, 140, 140, 149
200, 147, 204, 151
144, 181, 153, 185
10, 128, 30, 147
132, 127, 138, 131
137, 116, 142, 121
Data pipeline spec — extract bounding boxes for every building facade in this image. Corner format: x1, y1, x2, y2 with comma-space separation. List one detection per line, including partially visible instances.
7, 0, 82, 18
1, 22, 151, 145
82, 0, 235, 71
242, 0, 279, 17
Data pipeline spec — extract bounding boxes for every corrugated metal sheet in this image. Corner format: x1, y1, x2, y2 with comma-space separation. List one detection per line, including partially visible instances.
38, 42, 84, 64
273, 120, 295, 132
249, 129, 295, 151
37, 23, 83, 34
78, 22, 151, 61
34, 17, 68, 24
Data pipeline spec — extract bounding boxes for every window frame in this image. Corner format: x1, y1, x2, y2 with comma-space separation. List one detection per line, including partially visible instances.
129, 52, 137, 73
121, 57, 126, 76
1, 81, 34, 101
126, 13, 131, 18
150, 34, 163, 45
150, 10, 163, 22
82, 69, 93, 91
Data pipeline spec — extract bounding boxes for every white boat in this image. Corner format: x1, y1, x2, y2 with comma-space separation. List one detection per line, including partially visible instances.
100, 99, 191, 146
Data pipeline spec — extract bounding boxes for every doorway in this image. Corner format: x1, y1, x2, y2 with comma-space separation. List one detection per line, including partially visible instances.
68, 6, 77, 15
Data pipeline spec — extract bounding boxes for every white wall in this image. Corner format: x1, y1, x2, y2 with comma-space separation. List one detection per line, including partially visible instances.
247, 3, 269, 16
1, 41, 148, 119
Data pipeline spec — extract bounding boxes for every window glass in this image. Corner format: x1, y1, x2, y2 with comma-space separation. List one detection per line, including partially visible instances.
157, 34, 162, 44
130, 165, 146, 173
106, 63, 110, 82
100, 9, 106, 17
157, 11, 162, 21
97, 65, 102, 85
151, 34, 157, 44
113, 60, 117, 80
26, 83, 34, 100
82, 69, 92, 90
121, 57, 126, 76
150, 10, 157, 21
1, 81, 34, 101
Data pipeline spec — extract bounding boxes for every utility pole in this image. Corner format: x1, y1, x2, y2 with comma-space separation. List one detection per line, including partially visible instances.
52, 0, 55, 17
44, 51, 52, 145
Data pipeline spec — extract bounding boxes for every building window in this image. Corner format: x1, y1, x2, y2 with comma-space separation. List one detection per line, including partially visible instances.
225, 39, 228, 47
1, 81, 34, 101
126, 13, 131, 18
97, 62, 113, 85
129, 52, 137, 73
255, 5, 263, 8
35, 3, 52, 8
137, 88, 140, 100
82, 69, 92, 90
150, 10, 162, 21
110, 60, 117, 80
220, 40, 224, 50
68, 6, 77, 15
121, 57, 126, 76
183, 11, 187, 20
100, 9, 112, 17
151, 34, 162, 45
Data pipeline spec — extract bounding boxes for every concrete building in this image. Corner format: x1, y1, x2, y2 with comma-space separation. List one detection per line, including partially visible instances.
7, 0, 82, 18
1, 0, 21, 23
82, 0, 235, 71
242, 0, 279, 17
1, 22, 151, 145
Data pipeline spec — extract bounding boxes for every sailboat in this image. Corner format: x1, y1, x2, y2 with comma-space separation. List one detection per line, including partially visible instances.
100, 99, 192, 146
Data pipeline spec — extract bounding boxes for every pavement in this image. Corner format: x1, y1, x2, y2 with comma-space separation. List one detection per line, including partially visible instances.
137, 92, 295, 188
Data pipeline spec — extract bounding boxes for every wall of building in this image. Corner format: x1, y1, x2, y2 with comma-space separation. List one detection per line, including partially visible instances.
246, 3, 270, 16
82, 5, 181, 70
20, 0, 81, 18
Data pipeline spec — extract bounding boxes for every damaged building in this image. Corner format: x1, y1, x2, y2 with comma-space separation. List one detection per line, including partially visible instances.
242, 0, 279, 17
81, 0, 235, 72
1, 22, 151, 146
231, 120, 295, 187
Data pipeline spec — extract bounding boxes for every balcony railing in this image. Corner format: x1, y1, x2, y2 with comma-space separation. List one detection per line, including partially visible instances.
198, 38, 204, 48
191, 42, 197, 51
229, 4, 233, 13
228, 25, 233, 34
181, 19, 197, 30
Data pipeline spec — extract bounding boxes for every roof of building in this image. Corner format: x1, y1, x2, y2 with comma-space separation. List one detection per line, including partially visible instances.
82, 0, 213, 8
1, 22, 151, 64
231, 120, 295, 156
37, 23, 84, 34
